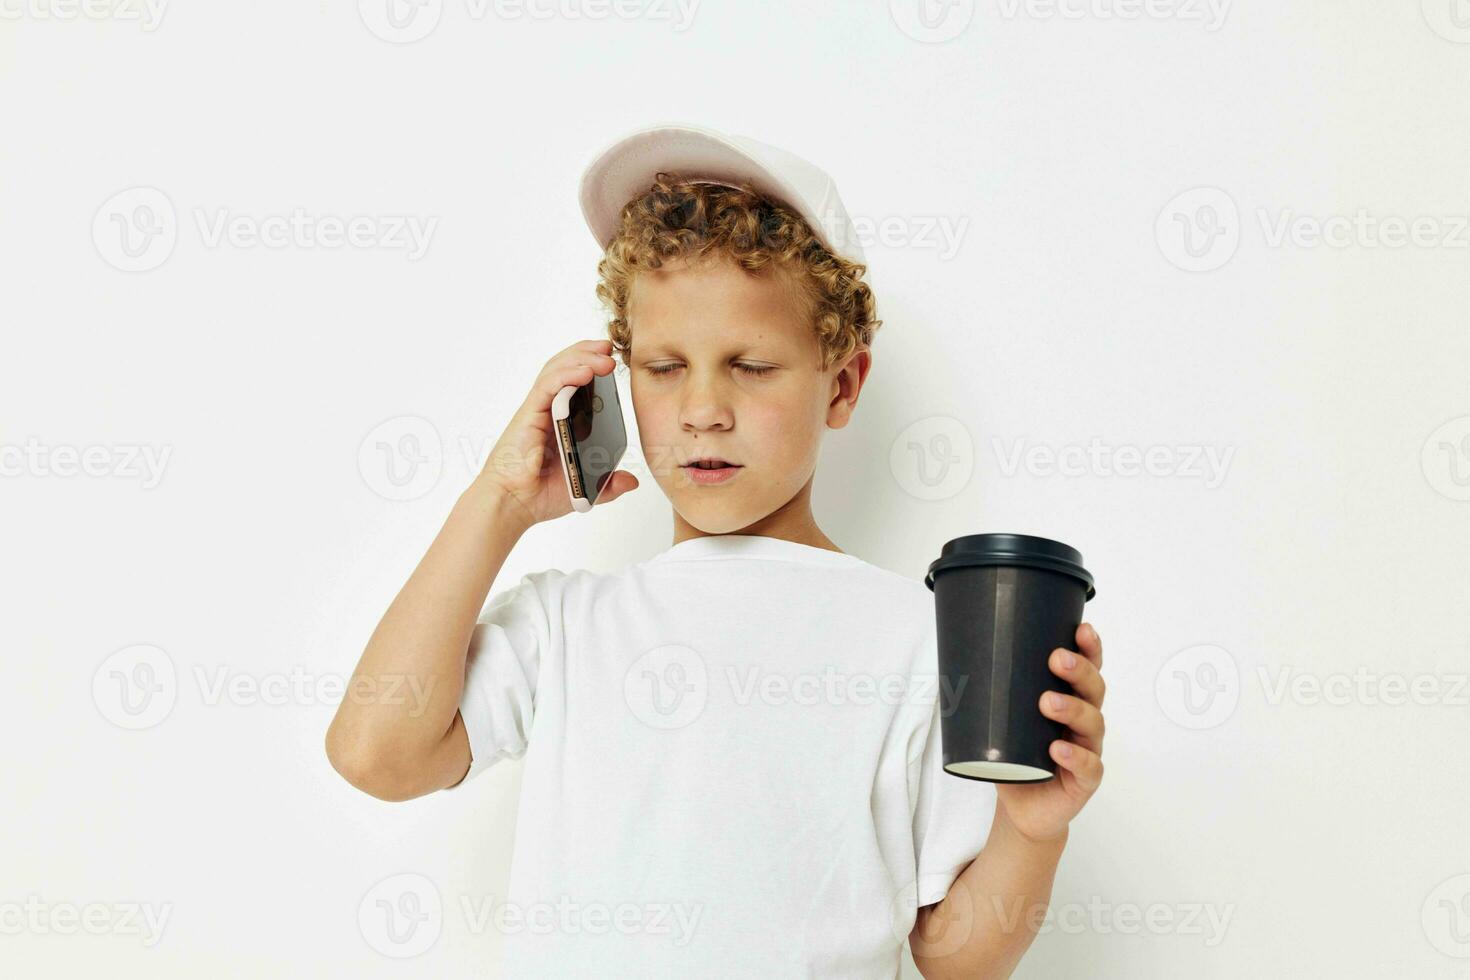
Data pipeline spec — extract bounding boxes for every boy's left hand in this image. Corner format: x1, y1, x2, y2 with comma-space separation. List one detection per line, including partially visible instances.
994, 622, 1106, 844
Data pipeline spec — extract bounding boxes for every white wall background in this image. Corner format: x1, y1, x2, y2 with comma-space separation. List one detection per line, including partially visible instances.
3, 1, 1468, 976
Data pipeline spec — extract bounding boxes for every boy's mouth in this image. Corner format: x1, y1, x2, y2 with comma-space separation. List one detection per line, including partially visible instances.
681, 457, 743, 483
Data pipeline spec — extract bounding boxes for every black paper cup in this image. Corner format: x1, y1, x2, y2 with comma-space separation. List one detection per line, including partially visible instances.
925, 533, 1096, 783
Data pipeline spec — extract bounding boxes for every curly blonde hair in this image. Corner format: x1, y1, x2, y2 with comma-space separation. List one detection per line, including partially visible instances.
594, 171, 880, 374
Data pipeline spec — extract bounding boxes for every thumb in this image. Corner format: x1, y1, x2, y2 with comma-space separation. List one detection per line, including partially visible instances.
593, 470, 639, 505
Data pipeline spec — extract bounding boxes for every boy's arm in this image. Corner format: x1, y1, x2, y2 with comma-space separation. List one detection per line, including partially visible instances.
909, 806, 1068, 980
912, 623, 1106, 978
324, 477, 533, 801
323, 339, 633, 802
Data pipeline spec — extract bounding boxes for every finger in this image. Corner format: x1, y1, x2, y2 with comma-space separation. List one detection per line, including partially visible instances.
1040, 690, 1105, 755
525, 354, 617, 414
569, 338, 614, 354
1076, 622, 1102, 670
1050, 739, 1104, 793
549, 348, 617, 380
591, 470, 639, 505
1050, 646, 1105, 707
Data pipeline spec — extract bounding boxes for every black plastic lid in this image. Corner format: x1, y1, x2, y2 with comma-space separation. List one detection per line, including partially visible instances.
925, 532, 1095, 600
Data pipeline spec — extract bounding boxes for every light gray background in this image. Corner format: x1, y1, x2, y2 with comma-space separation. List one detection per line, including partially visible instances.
4, 1, 1467, 976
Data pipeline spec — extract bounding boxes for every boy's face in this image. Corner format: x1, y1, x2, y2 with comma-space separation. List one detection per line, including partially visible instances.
627, 255, 865, 535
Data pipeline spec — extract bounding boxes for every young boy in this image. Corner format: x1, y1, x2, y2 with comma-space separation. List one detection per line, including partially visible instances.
326, 123, 1107, 979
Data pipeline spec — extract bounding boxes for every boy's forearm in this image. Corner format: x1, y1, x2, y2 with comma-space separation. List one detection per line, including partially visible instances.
325, 476, 533, 797
911, 805, 1068, 980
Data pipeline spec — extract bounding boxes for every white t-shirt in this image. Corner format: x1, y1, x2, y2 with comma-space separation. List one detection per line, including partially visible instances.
448, 533, 997, 978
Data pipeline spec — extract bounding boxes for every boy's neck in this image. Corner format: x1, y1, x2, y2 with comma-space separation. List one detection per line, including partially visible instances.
670, 491, 843, 554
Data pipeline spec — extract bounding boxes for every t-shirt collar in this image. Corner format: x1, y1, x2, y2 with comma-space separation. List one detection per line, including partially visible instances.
648, 534, 867, 568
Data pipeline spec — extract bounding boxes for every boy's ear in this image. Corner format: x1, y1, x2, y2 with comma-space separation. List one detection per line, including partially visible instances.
826, 346, 872, 430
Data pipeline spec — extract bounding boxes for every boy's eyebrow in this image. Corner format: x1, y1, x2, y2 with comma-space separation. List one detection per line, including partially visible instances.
635, 338, 782, 358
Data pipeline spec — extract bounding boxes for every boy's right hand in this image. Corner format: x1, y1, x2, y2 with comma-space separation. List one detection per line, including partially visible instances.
475, 339, 639, 527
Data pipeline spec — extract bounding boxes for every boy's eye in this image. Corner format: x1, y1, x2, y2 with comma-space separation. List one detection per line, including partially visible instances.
644, 363, 776, 377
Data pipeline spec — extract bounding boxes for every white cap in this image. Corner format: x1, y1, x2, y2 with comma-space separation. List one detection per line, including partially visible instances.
578, 121, 866, 266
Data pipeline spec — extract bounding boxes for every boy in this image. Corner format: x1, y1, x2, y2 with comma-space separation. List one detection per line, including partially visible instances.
325, 123, 1107, 978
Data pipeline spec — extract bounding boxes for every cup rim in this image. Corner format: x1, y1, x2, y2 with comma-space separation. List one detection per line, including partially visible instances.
925, 532, 1095, 600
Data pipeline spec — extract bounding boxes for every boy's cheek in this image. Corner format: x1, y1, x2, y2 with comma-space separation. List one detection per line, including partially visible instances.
638, 438, 682, 477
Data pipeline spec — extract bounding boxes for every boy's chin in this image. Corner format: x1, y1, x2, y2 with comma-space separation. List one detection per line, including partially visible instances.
670, 499, 761, 536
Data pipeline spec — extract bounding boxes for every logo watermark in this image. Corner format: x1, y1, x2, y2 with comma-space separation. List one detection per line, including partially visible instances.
623, 645, 965, 731
0, 897, 172, 947
355, 395, 745, 505
0, 438, 171, 488
1258, 665, 1468, 708
989, 894, 1234, 945
726, 666, 968, 714
193, 208, 436, 260
1257, 209, 1470, 251
359, 874, 442, 958
358, 0, 700, 44
889, 415, 976, 502
459, 893, 703, 944
624, 644, 709, 730
818, 209, 971, 261
0, 0, 167, 30
889, 0, 975, 43
1158, 186, 1470, 272
892, 0, 1228, 43
93, 187, 438, 272
893, 873, 976, 958
92, 645, 437, 730
994, 0, 1229, 30
92, 187, 177, 272
897, 881, 1233, 960
1423, 873, 1470, 958
93, 645, 178, 730
1422, 0, 1470, 43
1156, 644, 1469, 729
1156, 187, 1240, 272
192, 665, 437, 714
1422, 416, 1470, 502
356, 872, 703, 957
1155, 644, 1239, 729
359, 416, 445, 502
992, 436, 1235, 488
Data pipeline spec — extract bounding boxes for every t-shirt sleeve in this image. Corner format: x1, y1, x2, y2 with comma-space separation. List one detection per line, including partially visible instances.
910, 693, 999, 909
444, 568, 565, 790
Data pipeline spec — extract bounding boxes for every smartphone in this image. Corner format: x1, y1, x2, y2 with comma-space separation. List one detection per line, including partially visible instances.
551, 369, 628, 513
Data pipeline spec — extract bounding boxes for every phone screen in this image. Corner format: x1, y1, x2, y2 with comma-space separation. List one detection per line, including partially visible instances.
566, 370, 628, 503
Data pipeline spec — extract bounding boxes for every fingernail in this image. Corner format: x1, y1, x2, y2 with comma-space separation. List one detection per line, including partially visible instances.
1045, 692, 1060, 710
1062, 651, 1077, 669
1057, 742, 1073, 758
